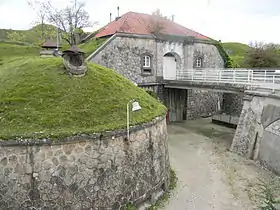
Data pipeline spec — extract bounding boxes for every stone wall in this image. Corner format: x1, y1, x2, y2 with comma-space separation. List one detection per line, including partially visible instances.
192, 43, 224, 68
90, 34, 224, 85
260, 119, 280, 175
231, 92, 280, 175
186, 89, 223, 120
139, 84, 165, 102
90, 36, 158, 84
0, 116, 170, 209
221, 93, 244, 116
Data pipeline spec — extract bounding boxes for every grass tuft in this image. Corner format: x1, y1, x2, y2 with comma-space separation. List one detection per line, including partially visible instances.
148, 168, 178, 210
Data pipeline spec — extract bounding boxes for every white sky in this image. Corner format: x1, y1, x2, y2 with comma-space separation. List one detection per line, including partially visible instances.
1, 0, 280, 44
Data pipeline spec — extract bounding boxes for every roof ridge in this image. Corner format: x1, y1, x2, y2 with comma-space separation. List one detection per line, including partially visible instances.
93, 11, 210, 40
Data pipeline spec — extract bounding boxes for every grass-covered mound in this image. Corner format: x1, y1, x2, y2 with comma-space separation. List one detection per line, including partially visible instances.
0, 57, 166, 140
222, 42, 251, 67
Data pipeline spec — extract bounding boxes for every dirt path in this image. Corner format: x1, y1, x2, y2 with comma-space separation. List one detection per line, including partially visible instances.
162, 118, 279, 210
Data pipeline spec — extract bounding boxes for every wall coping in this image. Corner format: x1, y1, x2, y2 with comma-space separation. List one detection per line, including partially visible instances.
0, 115, 166, 147
245, 90, 280, 100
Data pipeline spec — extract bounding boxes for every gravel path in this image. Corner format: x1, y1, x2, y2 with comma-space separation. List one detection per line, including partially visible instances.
162, 118, 279, 210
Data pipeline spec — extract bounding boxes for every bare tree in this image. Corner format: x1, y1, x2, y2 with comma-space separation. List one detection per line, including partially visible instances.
148, 9, 168, 37
28, 0, 46, 41
39, 0, 95, 46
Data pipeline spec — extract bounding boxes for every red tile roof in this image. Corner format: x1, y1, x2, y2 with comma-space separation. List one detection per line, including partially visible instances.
95, 12, 209, 40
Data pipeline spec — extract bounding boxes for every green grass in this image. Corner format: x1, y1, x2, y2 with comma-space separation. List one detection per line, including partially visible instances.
0, 57, 166, 140
222, 42, 251, 67
0, 42, 39, 58
78, 38, 107, 57
223, 42, 251, 56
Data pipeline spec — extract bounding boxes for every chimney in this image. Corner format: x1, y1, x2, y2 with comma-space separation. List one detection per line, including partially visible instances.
171, 15, 175, 22
115, 6, 121, 21
110, 13, 112, 22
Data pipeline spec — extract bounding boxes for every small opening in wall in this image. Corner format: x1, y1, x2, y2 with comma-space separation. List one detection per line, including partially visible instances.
161, 182, 167, 191
195, 57, 203, 68
143, 68, 152, 74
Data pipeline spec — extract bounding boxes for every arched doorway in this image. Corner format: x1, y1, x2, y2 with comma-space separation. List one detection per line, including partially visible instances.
163, 52, 178, 80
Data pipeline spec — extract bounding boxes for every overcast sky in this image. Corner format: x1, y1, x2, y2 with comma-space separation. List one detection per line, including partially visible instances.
1, 0, 280, 44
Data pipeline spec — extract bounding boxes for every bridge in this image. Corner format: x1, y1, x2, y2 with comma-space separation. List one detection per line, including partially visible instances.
164, 69, 280, 93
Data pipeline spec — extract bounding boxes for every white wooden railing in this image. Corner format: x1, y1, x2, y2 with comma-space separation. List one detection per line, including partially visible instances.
172, 69, 280, 92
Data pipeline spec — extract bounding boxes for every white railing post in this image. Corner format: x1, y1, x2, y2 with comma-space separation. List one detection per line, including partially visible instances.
191, 69, 194, 81
247, 70, 250, 84
272, 75, 275, 93
219, 70, 221, 82
264, 70, 267, 82
233, 70, 236, 83
204, 71, 207, 81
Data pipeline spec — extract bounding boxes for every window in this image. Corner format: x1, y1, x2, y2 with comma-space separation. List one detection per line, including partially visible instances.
141, 54, 152, 75
195, 57, 202, 68
143, 56, 151, 68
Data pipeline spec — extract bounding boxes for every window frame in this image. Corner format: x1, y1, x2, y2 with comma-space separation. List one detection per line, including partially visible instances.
195, 57, 203, 68
141, 53, 153, 76
143, 55, 151, 68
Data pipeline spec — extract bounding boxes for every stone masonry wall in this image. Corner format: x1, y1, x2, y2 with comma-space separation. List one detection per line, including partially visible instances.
0, 116, 170, 209
192, 43, 224, 68
231, 93, 280, 175
90, 36, 157, 84
90, 34, 225, 85
139, 84, 165, 102
186, 89, 223, 120
260, 119, 280, 175
221, 93, 244, 116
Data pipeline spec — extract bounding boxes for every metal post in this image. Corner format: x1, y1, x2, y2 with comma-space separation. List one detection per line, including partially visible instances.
273, 75, 275, 93
191, 69, 194, 81
247, 70, 250, 84
127, 102, 130, 141
204, 71, 207, 81
219, 70, 221, 82
56, 26, 59, 50
264, 70, 267, 82
251, 70, 254, 89
233, 70, 236, 83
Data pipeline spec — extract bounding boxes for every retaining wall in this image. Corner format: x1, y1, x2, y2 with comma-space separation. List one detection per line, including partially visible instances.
0, 116, 170, 209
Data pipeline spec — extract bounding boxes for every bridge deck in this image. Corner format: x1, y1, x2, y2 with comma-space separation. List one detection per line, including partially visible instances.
164, 69, 280, 92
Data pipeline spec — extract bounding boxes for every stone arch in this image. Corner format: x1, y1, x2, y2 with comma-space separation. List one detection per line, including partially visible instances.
163, 52, 181, 80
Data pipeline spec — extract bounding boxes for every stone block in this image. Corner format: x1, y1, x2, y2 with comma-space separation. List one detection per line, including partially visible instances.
24, 164, 32, 174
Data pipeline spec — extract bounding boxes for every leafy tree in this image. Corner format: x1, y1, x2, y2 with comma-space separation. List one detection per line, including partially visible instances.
245, 42, 280, 68
7, 31, 26, 42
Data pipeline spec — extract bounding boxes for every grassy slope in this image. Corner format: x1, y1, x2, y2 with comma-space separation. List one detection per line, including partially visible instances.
0, 57, 166, 140
78, 38, 107, 57
222, 42, 251, 67
0, 24, 57, 43
0, 42, 39, 58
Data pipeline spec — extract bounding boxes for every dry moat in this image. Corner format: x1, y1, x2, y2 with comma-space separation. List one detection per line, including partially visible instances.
163, 118, 280, 210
